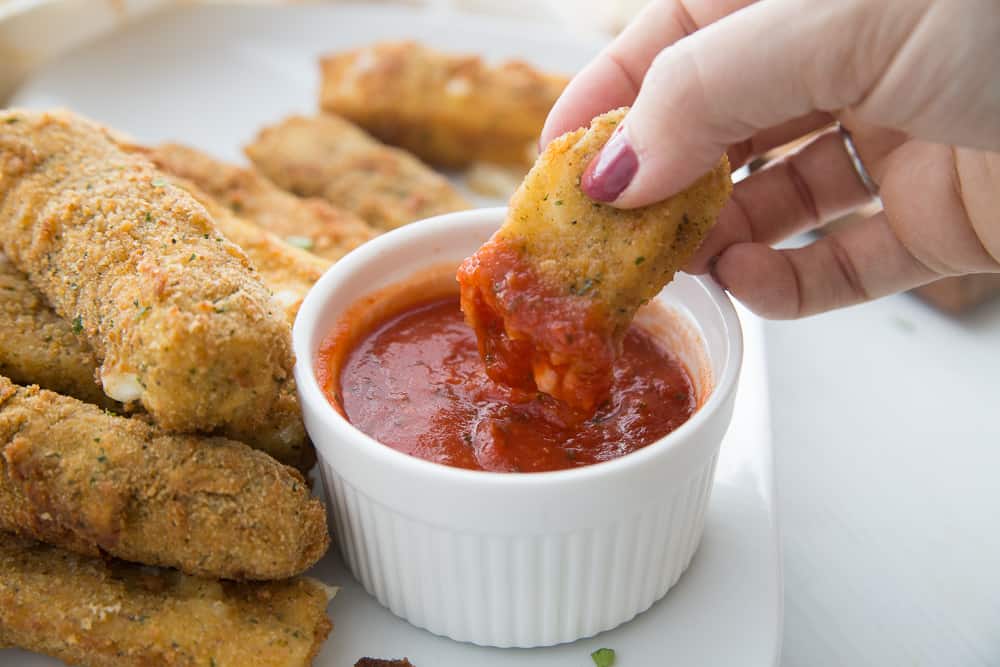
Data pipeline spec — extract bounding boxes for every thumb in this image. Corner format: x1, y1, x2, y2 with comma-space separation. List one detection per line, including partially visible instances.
582, 0, 926, 208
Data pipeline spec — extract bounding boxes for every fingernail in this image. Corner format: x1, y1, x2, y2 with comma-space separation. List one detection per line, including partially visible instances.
708, 256, 728, 290
581, 127, 638, 202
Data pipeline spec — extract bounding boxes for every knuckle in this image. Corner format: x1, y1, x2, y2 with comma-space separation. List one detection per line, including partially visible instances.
825, 234, 871, 303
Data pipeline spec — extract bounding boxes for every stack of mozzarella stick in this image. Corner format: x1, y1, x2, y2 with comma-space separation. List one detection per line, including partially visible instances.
0, 41, 567, 666
0, 109, 342, 666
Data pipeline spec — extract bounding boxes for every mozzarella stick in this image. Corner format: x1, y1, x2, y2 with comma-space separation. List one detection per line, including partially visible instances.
320, 40, 567, 168
0, 376, 329, 580
0, 162, 317, 468
245, 114, 469, 231
0, 109, 294, 435
0, 245, 312, 470
139, 142, 376, 261
458, 108, 731, 413
170, 195, 320, 466
166, 192, 318, 468
0, 535, 334, 667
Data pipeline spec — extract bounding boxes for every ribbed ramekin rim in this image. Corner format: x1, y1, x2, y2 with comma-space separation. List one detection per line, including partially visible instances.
293, 207, 743, 489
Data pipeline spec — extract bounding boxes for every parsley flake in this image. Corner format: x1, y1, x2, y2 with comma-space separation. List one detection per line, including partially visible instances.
71, 315, 83, 334
151, 178, 168, 187
635, 256, 645, 266
591, 648, 616, 667
571, 277, 600, 296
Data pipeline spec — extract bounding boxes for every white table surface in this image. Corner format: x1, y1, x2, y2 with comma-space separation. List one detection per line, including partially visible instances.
767, 286, 1000, 667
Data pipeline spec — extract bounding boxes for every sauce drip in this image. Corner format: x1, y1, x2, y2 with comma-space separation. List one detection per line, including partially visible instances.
457, 239, 615, 414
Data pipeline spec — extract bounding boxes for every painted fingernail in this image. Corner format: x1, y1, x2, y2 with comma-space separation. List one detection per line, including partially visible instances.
581, 127, 638, 202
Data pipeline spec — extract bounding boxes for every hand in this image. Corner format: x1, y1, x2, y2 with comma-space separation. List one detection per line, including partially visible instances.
541, 0, 1000, 318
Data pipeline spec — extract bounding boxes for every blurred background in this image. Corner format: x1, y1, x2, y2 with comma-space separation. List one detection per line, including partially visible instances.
2, 2, 998, 666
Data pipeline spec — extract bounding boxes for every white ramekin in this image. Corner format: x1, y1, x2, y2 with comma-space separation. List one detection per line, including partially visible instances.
293, 207, 742, 648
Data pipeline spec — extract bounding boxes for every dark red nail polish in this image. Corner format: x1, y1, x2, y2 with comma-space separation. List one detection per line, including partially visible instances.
581, 128, 638, 202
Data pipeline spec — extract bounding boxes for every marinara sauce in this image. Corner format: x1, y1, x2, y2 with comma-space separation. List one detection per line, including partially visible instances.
323, 296, 696, 473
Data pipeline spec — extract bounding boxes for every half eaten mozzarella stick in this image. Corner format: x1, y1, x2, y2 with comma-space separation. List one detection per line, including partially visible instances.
458, 108, 731, 413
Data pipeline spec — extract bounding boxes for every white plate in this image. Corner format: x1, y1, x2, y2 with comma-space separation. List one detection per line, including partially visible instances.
7, 4, 782, 665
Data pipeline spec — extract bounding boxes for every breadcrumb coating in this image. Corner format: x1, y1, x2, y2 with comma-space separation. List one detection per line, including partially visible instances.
141, 142, 376, 261
0, 254, 116, 411
246, 114, 468, 231
0, 376, 329, 580
0, 534, 333, 667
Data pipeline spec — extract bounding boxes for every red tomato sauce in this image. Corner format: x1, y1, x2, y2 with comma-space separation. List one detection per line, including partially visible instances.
324, 297, 696, 473
457, 239, 616, 414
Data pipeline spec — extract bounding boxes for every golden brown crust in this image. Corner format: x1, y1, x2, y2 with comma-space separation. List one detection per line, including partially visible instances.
166, 173, 332, 324
163, 178, 321, 469
499, 108, 731, 333
0, 254, 118, 411
141, 142, 377, 261
0, 534, 333, 667
320, 40, 567, 168
0, 109, 295, 435
245, 114, 469, 231
0, 376, 329, 580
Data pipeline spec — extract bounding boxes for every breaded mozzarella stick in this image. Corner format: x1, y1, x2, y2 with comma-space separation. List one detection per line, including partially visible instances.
320, 40, 568, 168
458, 108, 731, 413
0, 376, 329, 580
0, 248, 314, 469
0, 534, 334, 667
0, 109, 295, 435
246, 114, 469, 231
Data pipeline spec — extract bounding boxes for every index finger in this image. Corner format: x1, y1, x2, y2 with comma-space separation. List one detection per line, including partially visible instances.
540, 0, 757, 148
